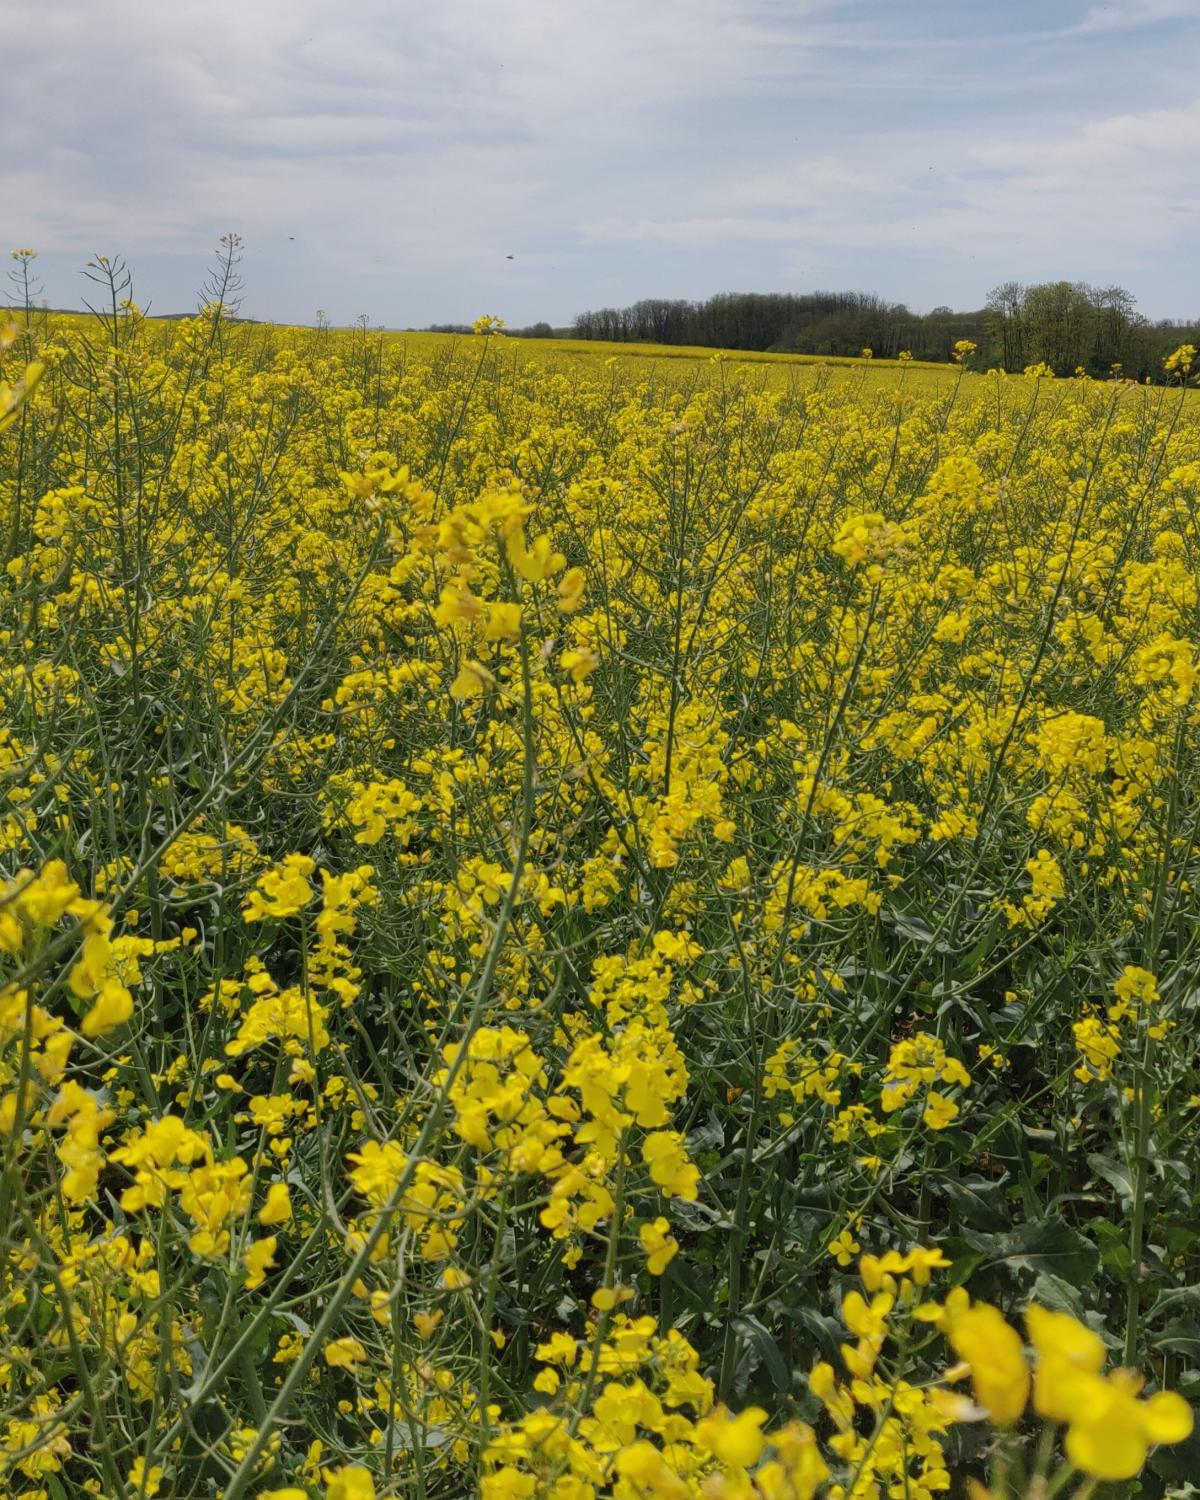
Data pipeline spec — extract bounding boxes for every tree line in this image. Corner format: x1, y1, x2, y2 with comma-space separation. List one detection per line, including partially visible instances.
564, 285, 1200, 379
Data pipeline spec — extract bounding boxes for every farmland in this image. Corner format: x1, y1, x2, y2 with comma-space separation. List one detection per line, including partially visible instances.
2, 300, 1200, 1498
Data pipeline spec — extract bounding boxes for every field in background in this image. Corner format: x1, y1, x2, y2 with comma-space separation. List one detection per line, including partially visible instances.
2, 305, 1200, 1499
7, 308, 964, 391
436, 330, 955, 378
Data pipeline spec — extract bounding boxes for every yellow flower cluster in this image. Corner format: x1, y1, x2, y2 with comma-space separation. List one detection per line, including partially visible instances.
3, 303, 1200, 1496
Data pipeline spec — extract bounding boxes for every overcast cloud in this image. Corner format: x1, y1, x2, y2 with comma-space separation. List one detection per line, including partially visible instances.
5, 0, 1199, 326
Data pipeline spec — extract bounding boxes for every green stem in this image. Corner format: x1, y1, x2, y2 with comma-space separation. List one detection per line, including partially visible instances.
1123, 1029, 1155, 1367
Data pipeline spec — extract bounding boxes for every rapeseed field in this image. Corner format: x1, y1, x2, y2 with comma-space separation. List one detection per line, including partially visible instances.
3, 283, 1200, 1498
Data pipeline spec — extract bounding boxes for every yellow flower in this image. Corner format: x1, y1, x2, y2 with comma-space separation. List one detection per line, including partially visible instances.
557, 566, 586, 613
639, 1216, 679, 1274
928, 1387, 984, 1422
0, 359, 44, 433
832, 511, 892, 567
242, 1236, 278, 1290
434, 584, 485, 628
842, 1289, 893, 1344
642, 1130, 700, 1200
324, 1467, 376, 1500
1065, 1371, 1192, 1481
449, 659, 496, 699
591, 1284, 633, 1311
922, 1091, 958, 1130
1026, 1305, 1193, 1480
482, 601, 522, 640
1109, 964, 1160, 1021
914, 1284, 970, 1327
695, 1406, 768, 1468
258, 1182, 293, 1225
760, 1421, 830, 1500
945, 1302, 1029, 1427
128, 1459, 165, 1496
809, 1361, 856, 1431
506, 528, 564, 582
828, 1227, 861, 1266
79, 972, 134, 1044
323, 1337, 368, 1371
615, 1441, 690, 1497
81, 978, 133, 1038
242, 854, 316, 922
1025, 1304, 1106, 1422
1073, 1016, 1121, 1082
903, 1246, 952, 1285
560, 646, 599, 683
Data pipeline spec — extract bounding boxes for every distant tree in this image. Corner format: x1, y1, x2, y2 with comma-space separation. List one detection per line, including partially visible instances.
986, 282, 1027, 372
1023, 282, 1097, 373
1090, 285, 1143, 372
567, 282, 1195, 381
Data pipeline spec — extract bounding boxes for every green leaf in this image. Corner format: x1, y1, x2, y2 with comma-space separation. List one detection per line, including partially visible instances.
780, 1305, 845, 1364
1003, 1218, 1099, 1284
935, 1173, 1012, 1233
1151, 1317, 1200, 1362
1030, 1270, 1086, 1319
733, 1313, 790, 1394
1148, 1421, 1200, 1483
1094, 1219, 1134, 1276
1087, 1151, 1134, 1203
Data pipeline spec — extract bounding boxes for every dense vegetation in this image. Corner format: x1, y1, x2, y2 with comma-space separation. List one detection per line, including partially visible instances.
569, 284, 1200, 378
3, 248, 1200, 1499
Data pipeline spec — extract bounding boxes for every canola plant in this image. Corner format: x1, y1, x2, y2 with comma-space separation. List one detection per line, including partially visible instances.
1, 274, 1199, 1498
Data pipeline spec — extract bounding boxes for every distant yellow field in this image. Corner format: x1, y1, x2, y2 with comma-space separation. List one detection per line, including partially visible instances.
9, 307, 957, 388
384, 328, 960, 389
20, 310, 1191, 401
361, 326, 1200, 400
467, 332, 951, 371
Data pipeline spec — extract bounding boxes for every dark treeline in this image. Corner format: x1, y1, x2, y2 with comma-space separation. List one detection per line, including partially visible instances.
568, 284, 1200, 379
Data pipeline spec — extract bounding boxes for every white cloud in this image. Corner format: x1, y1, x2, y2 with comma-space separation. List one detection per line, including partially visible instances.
3, 0, 1198, 322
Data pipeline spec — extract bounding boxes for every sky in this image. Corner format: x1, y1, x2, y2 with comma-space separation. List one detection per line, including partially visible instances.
6, 0, 1200, 328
